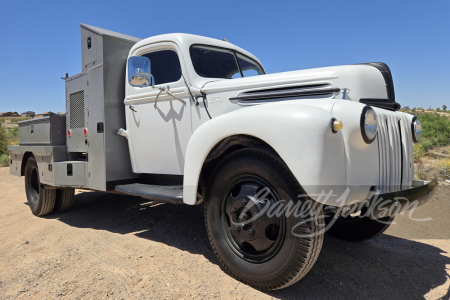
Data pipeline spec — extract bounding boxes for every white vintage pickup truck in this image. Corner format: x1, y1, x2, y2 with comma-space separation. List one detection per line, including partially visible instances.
8, 24, 437, 290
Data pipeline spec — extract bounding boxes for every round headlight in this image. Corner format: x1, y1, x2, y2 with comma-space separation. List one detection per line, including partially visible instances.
411, 116, 422, 143
360, 106, 378, 144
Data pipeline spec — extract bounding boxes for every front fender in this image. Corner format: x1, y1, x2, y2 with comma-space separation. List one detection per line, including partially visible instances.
183, 102, 347, 205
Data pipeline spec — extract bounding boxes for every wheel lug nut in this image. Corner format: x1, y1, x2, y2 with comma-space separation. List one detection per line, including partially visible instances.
230, 208, 237, 213
234, 226, 242, 232
249, 229, 255, 236
242, 199, 248, 205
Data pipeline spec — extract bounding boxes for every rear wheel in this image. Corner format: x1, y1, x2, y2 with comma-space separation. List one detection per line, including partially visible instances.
24, 156, 56, 216
54, 188, 75, 212
205, 148, 324, 290
325, 209, 394, 242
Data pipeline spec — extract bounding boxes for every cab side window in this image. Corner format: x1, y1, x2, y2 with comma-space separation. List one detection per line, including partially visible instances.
141, 50, 182, 85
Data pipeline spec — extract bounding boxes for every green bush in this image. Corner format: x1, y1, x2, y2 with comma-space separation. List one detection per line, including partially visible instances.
414, 112, 450, 148
418, 138, 434, 152
6, 127, 19, 145
0, 127, 8, 156
0, 154, 9, 167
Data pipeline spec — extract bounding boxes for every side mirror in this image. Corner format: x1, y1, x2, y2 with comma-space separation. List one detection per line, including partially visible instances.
128, 56, 153, 87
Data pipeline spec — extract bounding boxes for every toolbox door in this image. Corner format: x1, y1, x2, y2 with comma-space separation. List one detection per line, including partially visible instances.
66, 74, 89, 153
86, 66, 106, 190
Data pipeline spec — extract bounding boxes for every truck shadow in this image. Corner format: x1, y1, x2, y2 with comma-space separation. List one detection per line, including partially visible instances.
48, 191, 450, 299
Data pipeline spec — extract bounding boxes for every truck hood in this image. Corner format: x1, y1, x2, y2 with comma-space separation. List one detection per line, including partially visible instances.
201, 64, 399, 111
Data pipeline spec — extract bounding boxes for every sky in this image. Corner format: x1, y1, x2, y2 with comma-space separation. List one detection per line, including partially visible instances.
0, 0, 449, 113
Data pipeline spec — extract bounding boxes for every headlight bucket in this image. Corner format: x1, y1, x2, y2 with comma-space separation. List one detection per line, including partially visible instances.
411, 116, 422, 143
360, 106, 378, 144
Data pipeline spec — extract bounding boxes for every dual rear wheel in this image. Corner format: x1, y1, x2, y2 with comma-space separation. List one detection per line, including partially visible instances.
24, 156, 75, 216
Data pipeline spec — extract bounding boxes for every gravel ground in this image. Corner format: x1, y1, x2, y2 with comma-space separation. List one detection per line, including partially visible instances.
0, 167, 449, 299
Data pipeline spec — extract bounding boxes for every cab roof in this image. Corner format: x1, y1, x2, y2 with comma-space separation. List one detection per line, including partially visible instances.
129, 33, 262, 66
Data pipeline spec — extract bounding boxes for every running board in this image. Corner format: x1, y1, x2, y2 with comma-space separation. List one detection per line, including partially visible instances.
115, 183, 184, 204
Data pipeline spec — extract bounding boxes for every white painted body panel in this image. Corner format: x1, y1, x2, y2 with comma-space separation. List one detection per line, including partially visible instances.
183, 101, 348, 205
123, 33, 415, 206
125, 42, 192, 174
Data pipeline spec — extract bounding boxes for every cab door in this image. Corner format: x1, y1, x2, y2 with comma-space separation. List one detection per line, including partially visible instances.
125, 42, 193, 175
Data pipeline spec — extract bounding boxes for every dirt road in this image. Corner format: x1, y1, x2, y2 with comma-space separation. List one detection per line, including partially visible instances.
1, 167, 449, 299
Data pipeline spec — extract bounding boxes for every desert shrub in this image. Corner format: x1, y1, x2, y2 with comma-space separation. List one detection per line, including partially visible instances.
6, 127, 19, 145
0, 154, 9, 167
418, 139, 435, 152
414, 112, 450, 147
0, 117, 31, 124
437, 158, 450, 177
0, 127, 8, 155
0, 127, 19, 161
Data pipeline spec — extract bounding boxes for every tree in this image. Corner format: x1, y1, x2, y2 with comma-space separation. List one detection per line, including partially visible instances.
443, 105, 447, 111
403, 106, 410, 111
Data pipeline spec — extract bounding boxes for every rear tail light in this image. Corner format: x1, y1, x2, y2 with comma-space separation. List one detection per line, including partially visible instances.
84, 128, 88, 136
68, 130, 72, 137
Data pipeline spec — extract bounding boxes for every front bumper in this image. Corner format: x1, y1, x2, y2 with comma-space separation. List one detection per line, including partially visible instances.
368, 177, 439, 220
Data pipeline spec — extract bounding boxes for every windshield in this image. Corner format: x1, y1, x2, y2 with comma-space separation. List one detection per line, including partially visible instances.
190, 45, 264, 79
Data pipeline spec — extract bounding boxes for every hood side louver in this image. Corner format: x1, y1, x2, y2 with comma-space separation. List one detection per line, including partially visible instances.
230, 84, 340, 101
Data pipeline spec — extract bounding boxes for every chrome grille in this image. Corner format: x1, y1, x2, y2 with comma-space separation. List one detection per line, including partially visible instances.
69, 90, 85, 129
376, 110, 414, 192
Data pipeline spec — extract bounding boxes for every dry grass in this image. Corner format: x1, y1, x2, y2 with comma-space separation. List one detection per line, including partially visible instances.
414, 145, 450, 182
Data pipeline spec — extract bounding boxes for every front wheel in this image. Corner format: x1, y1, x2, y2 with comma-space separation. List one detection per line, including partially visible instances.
205, 148, 324, 290
24, 156, 56, 216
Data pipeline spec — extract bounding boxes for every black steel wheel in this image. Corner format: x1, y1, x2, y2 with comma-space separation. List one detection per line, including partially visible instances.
24, 156, 56, 216
220, 175, 286, 263
205, 148, 324, 290
325, 208, 394, 241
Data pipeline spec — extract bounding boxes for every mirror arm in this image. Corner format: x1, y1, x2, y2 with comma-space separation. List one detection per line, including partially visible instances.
154, 86, 186, 108
166, 90, 186, 105
154, 88, 164, 108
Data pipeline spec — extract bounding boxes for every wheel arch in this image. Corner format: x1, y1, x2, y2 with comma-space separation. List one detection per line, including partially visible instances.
199, 134, 280, 192
21, 151, 34, 176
